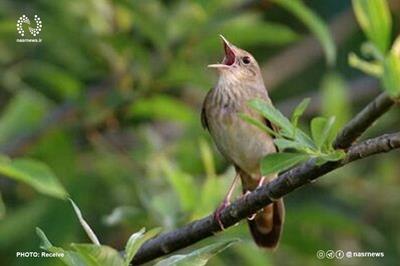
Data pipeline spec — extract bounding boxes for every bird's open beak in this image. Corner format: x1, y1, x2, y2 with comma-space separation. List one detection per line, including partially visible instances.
208, 35, 236, 69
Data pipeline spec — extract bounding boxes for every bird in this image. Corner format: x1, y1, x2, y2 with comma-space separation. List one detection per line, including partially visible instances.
201, 35, 285, 249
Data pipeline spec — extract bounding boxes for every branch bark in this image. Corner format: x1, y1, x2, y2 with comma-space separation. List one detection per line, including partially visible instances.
333, 93, 394, 149
132, 93, 397, 265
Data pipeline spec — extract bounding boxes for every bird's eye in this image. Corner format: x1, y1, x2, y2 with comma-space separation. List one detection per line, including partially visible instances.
242, 56, 251, 64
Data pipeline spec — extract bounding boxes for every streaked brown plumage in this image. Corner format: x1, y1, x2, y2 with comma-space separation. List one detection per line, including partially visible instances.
201, 35, 285, 249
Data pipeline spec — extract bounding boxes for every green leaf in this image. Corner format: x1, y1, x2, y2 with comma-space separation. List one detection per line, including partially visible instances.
393, 35, 400, 57
154, 239, 239, 266
0, 157, 68, 199
352, 0, 392, 53
249, 99, 315, 149
124, 228, 144, 265
124, 227, 161, 266
36, 227, 87, 266
71, 243, 124, 266
272, 0, 336, 65
69, 199, 100, 245
291, 98, 310, 127
274, 138, 309, 152
361, 42, 384, 61
249, 99, 293, 135
315, 150, 346, 165
36, 227, 53, 250
310, 117, 336, 150
238, 113, 278, 138
261, 153, 309, 176
382, 52, 400, 98
348, 52, 383, 77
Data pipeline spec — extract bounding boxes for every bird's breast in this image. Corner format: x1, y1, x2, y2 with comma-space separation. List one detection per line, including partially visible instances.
206, 90, 275, 177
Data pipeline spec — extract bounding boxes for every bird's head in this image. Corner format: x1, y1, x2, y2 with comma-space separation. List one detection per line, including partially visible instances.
208, 35, 263, 85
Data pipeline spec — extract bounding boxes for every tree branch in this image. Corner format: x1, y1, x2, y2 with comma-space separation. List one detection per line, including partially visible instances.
333, 93, 394, 149
132, 93, 396, 265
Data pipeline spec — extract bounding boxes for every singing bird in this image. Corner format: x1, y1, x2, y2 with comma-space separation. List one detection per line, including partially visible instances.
201, 35, 285, 248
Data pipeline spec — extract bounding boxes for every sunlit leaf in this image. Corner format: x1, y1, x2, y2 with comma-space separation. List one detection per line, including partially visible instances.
315, 150, 346, 165
272, 0, 336, 65
382, 52, 400, 98
361, 42, 384, 61
155, 239, 239, 266
0, 157, 68, 199
261, 153, 309, 176
69, 199, 100, 245
352, 0, 392, 53
291, 98, 310, 127
249, 99, 315, 149
348, 52, 383, 77
249, 99, 293, 135
392, 35, 400, 57
239, 113, 279, 138
310, 117, 336, 150
71, 243, 124, 266
36, 227, 87, 266
124, 227, 161, 266
274, 138, 309, 152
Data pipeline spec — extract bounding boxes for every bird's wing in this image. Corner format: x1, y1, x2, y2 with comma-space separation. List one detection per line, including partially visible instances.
201, 89, 212, 130
264, 117, 279, 136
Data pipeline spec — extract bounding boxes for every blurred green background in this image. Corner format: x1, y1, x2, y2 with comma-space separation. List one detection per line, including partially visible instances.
0, 0, 400, 265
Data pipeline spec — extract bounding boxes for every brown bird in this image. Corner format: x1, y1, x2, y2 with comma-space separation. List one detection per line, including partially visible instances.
201, 35, 285, 249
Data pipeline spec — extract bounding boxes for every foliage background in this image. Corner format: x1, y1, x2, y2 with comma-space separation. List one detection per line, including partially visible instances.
0, 0, 399, 265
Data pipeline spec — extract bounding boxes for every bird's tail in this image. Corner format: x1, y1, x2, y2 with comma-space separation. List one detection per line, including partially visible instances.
247, 198, 285, 249
239, 170, 285, 249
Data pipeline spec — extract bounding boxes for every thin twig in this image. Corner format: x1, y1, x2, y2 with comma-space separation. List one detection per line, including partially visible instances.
333, 93, 394, 149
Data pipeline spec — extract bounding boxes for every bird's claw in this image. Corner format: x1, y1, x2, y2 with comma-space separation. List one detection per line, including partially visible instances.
242, 190, 257, 220
214, 200, 229, 230
247, 213, 256, 220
